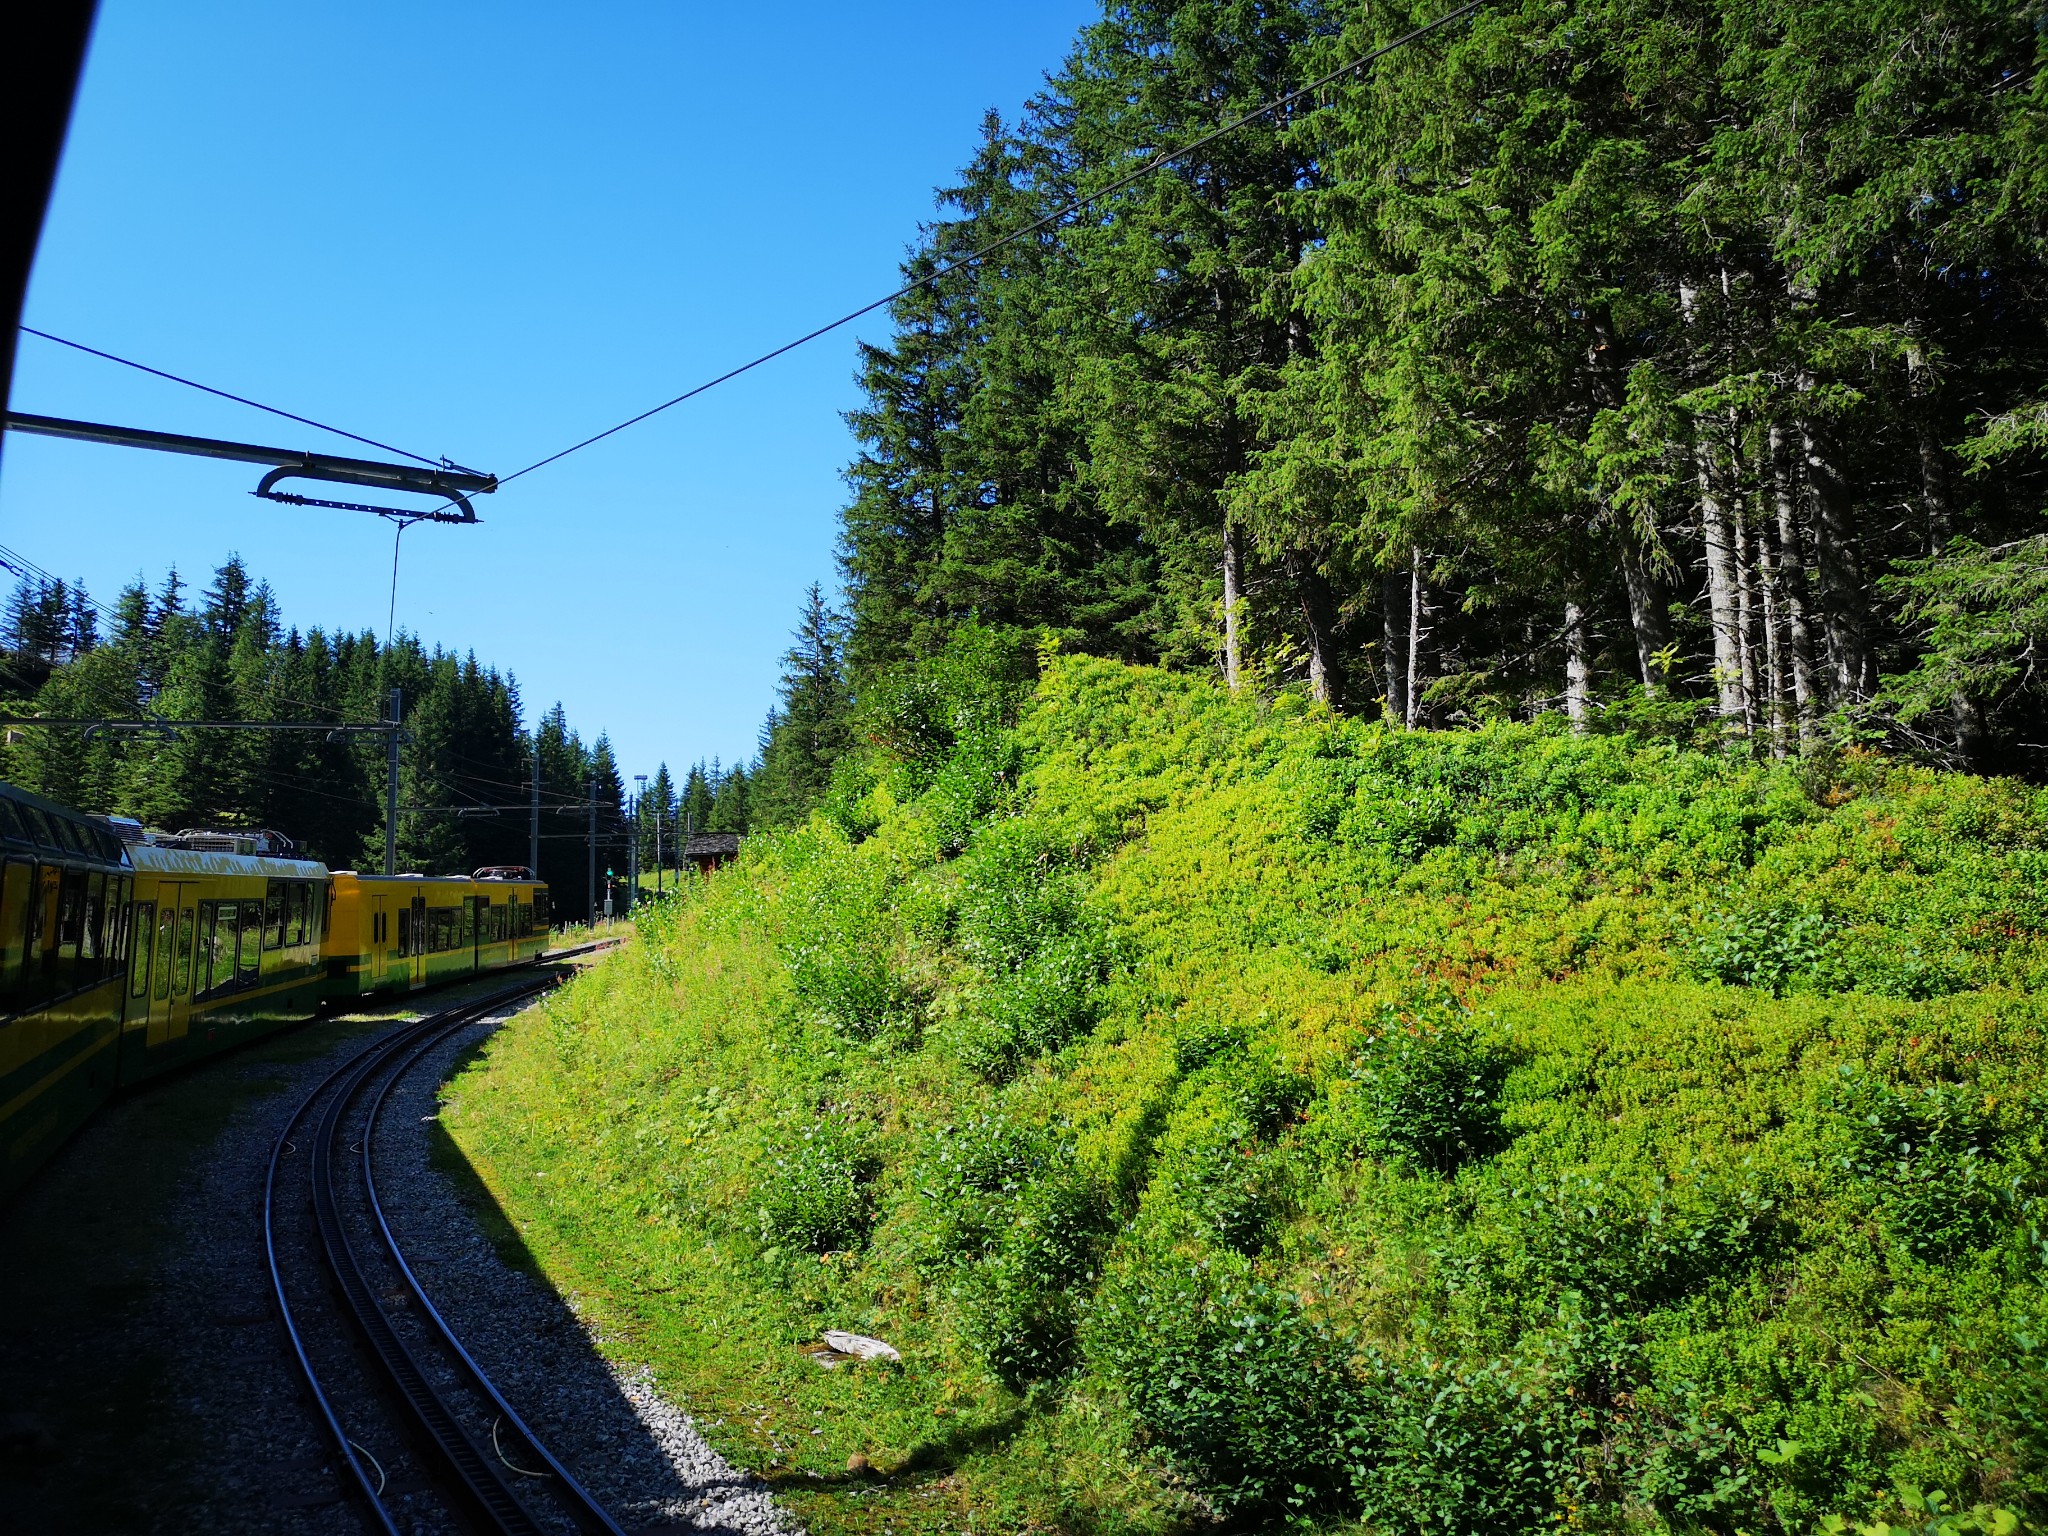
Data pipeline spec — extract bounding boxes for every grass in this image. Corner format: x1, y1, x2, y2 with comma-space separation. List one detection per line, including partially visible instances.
439, 655, 2048, 1536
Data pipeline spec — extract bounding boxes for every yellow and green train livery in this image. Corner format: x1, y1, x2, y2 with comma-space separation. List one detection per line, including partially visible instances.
324, 870, 549, 996
0, 779, 552, 1201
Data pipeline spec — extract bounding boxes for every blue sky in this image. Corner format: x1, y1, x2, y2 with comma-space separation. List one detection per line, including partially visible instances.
2, 0, 1098, 784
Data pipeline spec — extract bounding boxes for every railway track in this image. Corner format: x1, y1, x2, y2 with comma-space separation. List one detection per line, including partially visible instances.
264, 968, 630, 1535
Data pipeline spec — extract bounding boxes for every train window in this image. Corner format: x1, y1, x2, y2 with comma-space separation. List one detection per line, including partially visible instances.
237, 902, 262, 983
288, 882, 308, 946
264, 881, 285, 951
396, 908, 410, 956
460, 897, 476, 949
533, 890, 548, 929
0, 861, 28, 1010
81, 873, 106, 977
197, 902, 227, 994
153, 906, 174, 1000
129, 901, 155, 999
48, 867, 86, 996
0, 801, 22, 845
173, 906, 193, 994
432, 907, 455, 953
27, 865, 56, 1003
194, 903, 216, 993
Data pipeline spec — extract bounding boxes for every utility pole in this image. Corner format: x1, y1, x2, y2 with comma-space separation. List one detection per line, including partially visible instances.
631, 775, 646, 915
384, 686, 403, 876
529, 728, 541, 875
653, 792, 664, 897
586, 772, 597, 928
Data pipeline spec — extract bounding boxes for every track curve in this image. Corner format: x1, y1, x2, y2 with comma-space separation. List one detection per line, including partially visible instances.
264, 971, 629, 1534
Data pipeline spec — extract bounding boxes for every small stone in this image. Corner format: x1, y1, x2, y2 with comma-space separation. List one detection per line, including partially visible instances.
847, 1453, 871, 1475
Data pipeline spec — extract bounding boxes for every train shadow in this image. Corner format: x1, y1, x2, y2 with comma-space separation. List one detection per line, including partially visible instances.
416, 1034, 1035, 1531
404, 1067, 748, 1536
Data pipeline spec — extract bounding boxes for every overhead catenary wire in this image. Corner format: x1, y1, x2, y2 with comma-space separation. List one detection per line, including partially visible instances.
15, 326, 448, 469
495, 0, 1487, 489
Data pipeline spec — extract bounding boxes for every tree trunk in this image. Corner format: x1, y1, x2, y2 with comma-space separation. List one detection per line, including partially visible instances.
1906, 340, 1953, 556
1405, 548, 1426, 729
1755, 501, 1789, 760
1734, 494, 1762, 740
1563, 598, 1591, 732
1617, 532, 1667, 695
1290, 553, 1344, 710
1381, 566, 1409, 724
1797, 386, 1874, 700
1221, 519, 1243, 692
1768, 424, 1821, 749
1697, 427, 1747, 727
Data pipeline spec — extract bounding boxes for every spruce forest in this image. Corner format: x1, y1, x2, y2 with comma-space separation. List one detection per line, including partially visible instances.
747, 0, 2048, 787
0, 556, 635, 895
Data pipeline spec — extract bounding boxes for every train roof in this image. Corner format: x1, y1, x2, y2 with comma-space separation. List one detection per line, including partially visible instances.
328, 871, 542, 887
126, 843, 330, 879
0, 780, 128, 869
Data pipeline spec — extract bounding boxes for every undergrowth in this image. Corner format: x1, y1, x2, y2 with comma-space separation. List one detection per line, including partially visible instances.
441, 653, 2048, 1536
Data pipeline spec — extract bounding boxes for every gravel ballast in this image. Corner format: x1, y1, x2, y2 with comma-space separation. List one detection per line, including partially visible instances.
0, 983, 793, 1536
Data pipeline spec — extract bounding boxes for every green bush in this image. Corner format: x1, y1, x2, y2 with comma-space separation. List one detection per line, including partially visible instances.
1841, 1078, 2007, 1262
1314, 1007, 1512, 1173
1695, 900, 1846, 996
951, 1167, 1111, 1388
1085, 1255, 1354, 1517
776, 831, 916, 1040
757, 1116, 881, 1254
914, 1113, 1065, 1265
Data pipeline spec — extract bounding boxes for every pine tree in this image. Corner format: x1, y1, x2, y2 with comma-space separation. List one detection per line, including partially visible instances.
752, 585, 851, 826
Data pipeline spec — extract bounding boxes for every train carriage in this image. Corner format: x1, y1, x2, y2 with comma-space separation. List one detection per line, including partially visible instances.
0, 778, 554, 1203
120, 843, 330, 1083
323, 869, 549, 997
0, 784, 133, 1198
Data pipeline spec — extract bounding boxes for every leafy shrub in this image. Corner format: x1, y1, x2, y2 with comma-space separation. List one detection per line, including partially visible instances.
1085, 1254, 1354, 1517
777, 834, 916, 1040
1159, 1127, 1284, 1253
1316, 1008, 1513, 1173
952, 1168, 1111, 1387
757, 1116, 881, 1254
1841, 1078, 2005, 1261
1820, 1487, 2027, 1536
1348, 1354, 1582, 1536
1490, 1172, 1783, 1319
1695, 900, 1845, 995
955, 819, 1087, 971
1222, 1056, 1312, 1138
914, 1113, 1065, 1264
1172, 1019, 1250, 1072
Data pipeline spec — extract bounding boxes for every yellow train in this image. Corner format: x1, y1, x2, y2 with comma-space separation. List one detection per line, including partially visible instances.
0, 780, 551, 1201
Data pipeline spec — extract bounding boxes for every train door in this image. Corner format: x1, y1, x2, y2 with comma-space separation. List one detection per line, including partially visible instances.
369, 892, 390, 990
119, 898, 156, 1078
410, 895, 427, 989
157, 884, 195, 1043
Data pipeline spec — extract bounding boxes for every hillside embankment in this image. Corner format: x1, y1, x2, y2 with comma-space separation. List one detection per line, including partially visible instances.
441, 656, 2048, 1536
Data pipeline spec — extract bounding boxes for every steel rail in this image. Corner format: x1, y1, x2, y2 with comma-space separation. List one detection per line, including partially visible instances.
265, 1008, 448, 1536
265, 967, 603, 1532
365, 998, 632, 1535
309, 985, 556, 1534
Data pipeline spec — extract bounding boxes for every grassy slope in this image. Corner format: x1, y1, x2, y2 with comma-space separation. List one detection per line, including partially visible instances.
442, 658, 2048, 1536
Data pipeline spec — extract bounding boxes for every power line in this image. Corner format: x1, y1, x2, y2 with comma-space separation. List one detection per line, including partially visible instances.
15, 326, 447, 468
497, 0, 1486, 488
